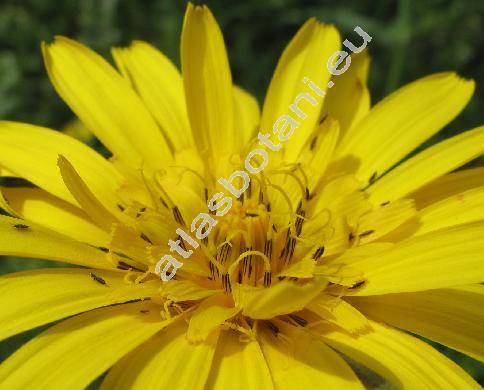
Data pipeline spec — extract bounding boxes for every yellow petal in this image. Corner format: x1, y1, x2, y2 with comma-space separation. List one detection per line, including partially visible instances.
181, 4, 234, 169
368, 126, 484, 204
233, 85, 260, 148
101, 323, 218, 390
0, 268, 160, 341
260, 19, 340, 161
1, 187, 110, 247
348, 285, 484, 361
277, 257, 316, 279
413, 186, 484, 236
161, 279, 220, 302
347, 222, 484, 295
260, 322, 363, 389
0, 166, 16, 177
320, 242, 393, 286
42, 37, 172, 169
335, 72, 475, 184
323, 50, 370, 136
57, 155, 121, 230
307, 296, 370, 334
0, 302, 171, 389
321, 320, 480, 389
354, 199, 417, 243
411, 167, 484, 209
297, 116, 340, 191
112, 41, 193, 151
206, 330, 274, 389
234, 277, 328, 319
303, 174, 370, 244
314, 262, 364, 287
187, 294, 240, 343
0, 121, 124, 213
0, 214, 114, 269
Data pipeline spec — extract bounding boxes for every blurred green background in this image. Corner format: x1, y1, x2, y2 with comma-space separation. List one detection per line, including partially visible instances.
0, 0, 483, 387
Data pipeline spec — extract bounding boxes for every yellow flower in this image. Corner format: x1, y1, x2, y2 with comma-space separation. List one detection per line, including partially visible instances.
0, 3, 483, 389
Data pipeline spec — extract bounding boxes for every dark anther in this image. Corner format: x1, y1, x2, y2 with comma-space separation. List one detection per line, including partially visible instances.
140, 233, 153, 245
89, 272, 107, 286
312, 246, 325, 260
13, 224, 29, 230
349, 280, 366, 289
358, 229, 375, 238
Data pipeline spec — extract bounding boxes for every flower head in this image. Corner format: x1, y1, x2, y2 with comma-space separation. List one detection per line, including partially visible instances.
0, 3, 483, 389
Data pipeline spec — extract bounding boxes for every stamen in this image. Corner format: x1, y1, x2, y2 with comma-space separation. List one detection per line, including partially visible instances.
280, 230, 297, 264
312, 246, 325, 260
172, 206, 185, 226
267, 321, 279, 336
309, 136, 318, 151
358, 229, 375, 238
228, 250, 271, 286
89, 272, 107, 286
369, 171, 378, 184
288, 314, 308, 327
319, 114, 328, 125
216, 242, 231, 264
264, 239, 273, 259
140, 232, 153, 245
348, 280, 366, 289
117, 261, 144, 272
263, 271, 272, 287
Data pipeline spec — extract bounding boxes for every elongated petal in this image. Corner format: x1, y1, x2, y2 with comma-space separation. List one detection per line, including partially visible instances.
413, 186, 484, 235
58, 155, 121, 230
348, 285, 484, 361
368, 126, 484, 204
233, 85, 260, 148
101, 323, 218, 390
0, 214, 114, 269
277, 257, 316, 279
347, 222, 484, 295
187, 294, 240, 343
0, 268, 160, 341
335, 72, 475, 184
261, 323, 363, 389
307, 296, 370, 334
42, 37, 172, 169
0, 302, 170, 389
161, 279, 220, 302
321, 320, 480, 389
206, 330, 274, 389
0, 166, 15, 177
355, 199, 416, 243
0, 121, 124, 215
411, 167, 484, 209
112, 41, 193, 151
181, 4, 234, 167
1, 187, 109, 246
297, 116, 340, 191
324, 50, 370, 136
234, 277, 327, 319
260, 19, 340, 161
